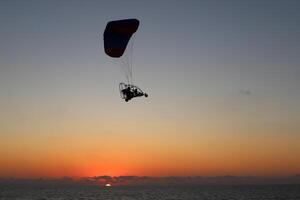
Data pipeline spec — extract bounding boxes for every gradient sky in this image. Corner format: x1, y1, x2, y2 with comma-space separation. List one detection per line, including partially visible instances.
0, 0, 300, 178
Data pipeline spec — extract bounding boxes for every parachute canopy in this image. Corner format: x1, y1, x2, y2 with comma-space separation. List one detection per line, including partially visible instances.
103, 19, 139, 58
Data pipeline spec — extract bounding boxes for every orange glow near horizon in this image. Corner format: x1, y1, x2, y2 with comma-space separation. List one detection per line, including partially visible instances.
1, 123, 300, 178
1, 88, 300, 178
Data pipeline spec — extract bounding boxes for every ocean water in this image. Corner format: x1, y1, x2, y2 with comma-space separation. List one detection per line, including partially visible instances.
0, 185, 300, 200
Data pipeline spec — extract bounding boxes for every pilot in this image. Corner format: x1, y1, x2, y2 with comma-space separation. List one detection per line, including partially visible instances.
122, 86, 133, 101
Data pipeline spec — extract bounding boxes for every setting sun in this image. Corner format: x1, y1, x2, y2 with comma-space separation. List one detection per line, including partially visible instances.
105, 183, 112, 187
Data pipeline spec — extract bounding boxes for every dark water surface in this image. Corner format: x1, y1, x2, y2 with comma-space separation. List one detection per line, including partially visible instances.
1, 185, 300, 200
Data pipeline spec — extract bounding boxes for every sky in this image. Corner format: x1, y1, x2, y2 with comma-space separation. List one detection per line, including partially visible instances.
0, 0, 300, 178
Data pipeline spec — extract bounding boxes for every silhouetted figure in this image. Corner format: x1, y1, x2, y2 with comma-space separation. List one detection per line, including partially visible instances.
122, 86, 133, 102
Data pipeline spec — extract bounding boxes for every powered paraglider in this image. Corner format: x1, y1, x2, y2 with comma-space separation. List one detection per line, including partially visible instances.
103, 18, 148, 102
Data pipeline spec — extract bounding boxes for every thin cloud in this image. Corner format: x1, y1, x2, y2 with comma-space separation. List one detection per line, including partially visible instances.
240, 89, 252, 96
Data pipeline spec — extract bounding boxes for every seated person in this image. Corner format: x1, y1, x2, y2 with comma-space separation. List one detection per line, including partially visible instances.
122, 86, 134, 102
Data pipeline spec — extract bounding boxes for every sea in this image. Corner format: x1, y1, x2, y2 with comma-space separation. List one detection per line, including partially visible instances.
0, 185, 300, 200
